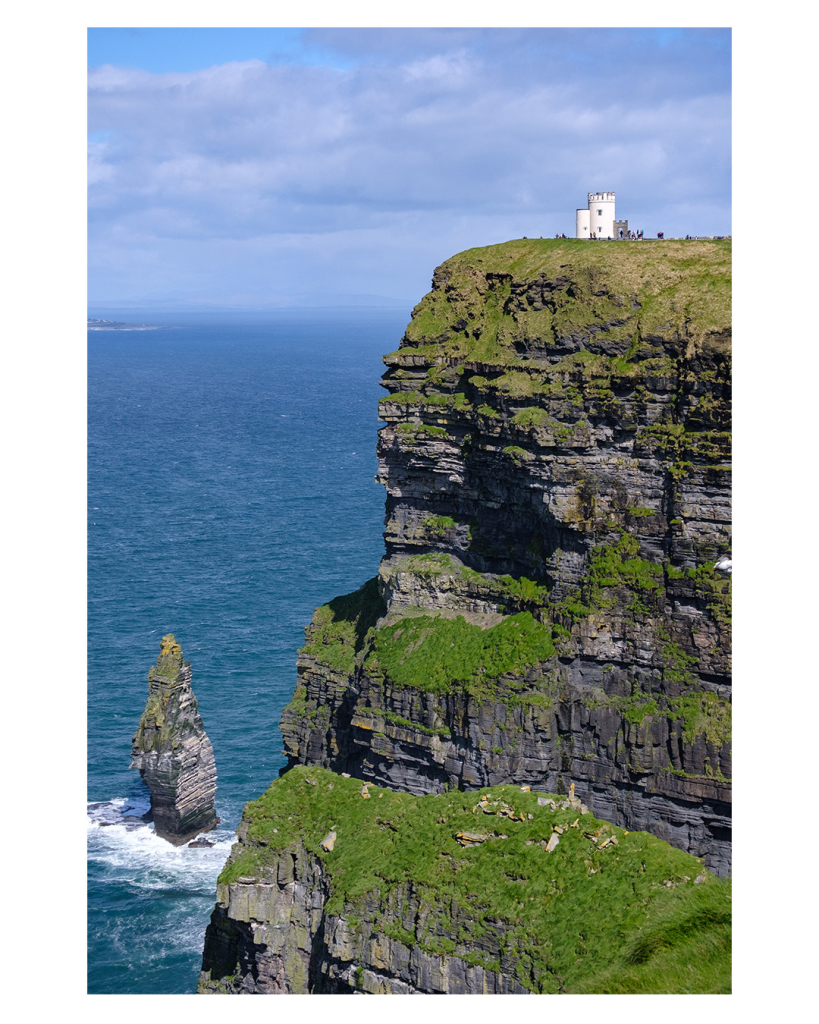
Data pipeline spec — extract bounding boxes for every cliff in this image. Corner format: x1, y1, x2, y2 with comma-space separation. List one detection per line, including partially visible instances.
131, 634, 219, 844
279, 238, 732, 875
198, 766, 730, 994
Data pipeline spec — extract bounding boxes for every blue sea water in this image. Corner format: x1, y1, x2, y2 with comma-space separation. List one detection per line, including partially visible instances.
87, 308, 409, 994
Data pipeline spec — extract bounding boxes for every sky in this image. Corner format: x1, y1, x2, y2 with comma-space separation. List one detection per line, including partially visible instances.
88, 27, 731, 310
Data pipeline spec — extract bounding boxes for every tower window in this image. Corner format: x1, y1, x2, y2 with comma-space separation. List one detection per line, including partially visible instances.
598, 210, 602, 215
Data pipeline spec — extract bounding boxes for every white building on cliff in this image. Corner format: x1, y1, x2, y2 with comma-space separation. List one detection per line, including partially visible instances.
576, 191, 628, 239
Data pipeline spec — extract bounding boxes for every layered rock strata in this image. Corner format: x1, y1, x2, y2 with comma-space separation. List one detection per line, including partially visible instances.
131, 634, 219, 844
280, 239, 732, 875
199, 767, 730, 994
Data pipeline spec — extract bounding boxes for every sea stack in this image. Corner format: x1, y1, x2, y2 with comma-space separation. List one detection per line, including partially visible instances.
131, 634, 219, 845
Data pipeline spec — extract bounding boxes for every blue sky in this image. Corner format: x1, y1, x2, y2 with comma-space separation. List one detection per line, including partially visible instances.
87, 28, 355, 74
88, 27, 731, 309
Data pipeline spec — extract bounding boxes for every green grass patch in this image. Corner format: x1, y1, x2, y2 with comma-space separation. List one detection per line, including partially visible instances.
511, 406, 551, 427
396, 423, 450, 439
422, 515, 457, 538
498, 574, 549, 605
585, 532, 664, 601
220, 766, 730, 994
668, 691, 732, 747
661, 641, 698, 685
370, 707, 452, 739
571, 877, 731, 993
622, 697, 660, 724
397, 552, 457, 576
379, 389, 424, 405
503, 445, 535, 465
365, 612, 555, 698
476, 403, 499, 418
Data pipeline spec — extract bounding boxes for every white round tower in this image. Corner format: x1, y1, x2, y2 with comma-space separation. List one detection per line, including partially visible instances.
575, 208, 591, 238
587, 191, 616, 238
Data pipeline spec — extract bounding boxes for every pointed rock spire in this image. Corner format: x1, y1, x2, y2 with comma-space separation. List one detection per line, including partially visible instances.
131, 634, 219, 845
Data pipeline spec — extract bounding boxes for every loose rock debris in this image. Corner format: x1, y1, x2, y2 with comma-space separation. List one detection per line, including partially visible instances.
455, 831, 492, 847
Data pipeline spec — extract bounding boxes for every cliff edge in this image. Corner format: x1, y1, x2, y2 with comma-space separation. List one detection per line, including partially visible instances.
131, 634, 219, 845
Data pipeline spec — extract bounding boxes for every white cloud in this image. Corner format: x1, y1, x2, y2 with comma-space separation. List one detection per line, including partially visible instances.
87, 142, 115, 186
401, 50, 475, 84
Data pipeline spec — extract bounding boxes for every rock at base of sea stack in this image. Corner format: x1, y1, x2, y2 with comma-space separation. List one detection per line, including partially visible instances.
131, 634, 219, 845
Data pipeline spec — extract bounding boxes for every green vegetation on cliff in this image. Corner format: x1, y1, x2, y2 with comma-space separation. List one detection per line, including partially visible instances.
365, 611, 554, 698
299, 578, 386, 674
221, 766, 730, 994
287, 540, 730, 758
286, 234, 731, 849
387, 238, 730, 369
133, 634, 189, 751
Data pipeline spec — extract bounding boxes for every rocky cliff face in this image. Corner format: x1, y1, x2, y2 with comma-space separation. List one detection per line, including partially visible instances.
200, 841, 532, 994
199, 767, 730, 994
280, 239, 732, 875
131, 634, 219, 845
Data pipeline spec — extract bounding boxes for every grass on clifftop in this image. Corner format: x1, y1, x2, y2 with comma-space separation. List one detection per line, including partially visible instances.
221, 766, 730, 994
391, 237, 730, 367
449, 236, 729, 285
445, 238, 730, 338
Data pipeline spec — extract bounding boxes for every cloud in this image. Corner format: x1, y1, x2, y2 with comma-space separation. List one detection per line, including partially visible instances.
88, 29, 731, 307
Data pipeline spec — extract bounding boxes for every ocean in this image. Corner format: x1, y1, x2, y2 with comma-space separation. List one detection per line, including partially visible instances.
87, 308, 409, 994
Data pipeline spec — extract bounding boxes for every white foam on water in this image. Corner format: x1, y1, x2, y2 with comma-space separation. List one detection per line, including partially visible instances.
87, 794, 151, 825
88, 798, 236, 892
88, 799, 240, 975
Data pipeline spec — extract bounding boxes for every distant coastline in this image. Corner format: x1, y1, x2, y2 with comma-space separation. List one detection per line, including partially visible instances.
88, 317, 171, 331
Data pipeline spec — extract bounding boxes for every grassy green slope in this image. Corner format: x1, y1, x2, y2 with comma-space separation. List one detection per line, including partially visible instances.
390, 237, 731, 367
221, 766, 730, 994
